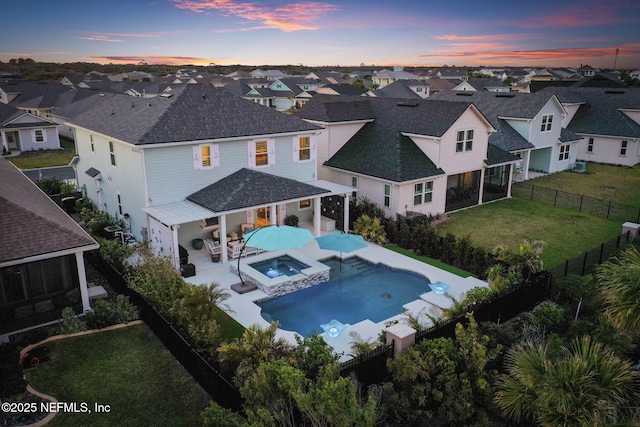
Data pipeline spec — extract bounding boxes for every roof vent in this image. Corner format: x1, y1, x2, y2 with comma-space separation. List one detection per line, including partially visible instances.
496, 93, 516, 98
604, 90, 625, 94
456, 92, 473, 96
397, 100, 419, 107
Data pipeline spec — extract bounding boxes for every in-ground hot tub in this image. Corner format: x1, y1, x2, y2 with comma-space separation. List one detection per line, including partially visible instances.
230, 251, 330, 297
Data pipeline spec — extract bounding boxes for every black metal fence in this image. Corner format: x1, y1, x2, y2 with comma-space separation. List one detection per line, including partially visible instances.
546, 231, 633, 292
513, 183, 640, 223
85, 252, 243, 412
340, 343, 394, 387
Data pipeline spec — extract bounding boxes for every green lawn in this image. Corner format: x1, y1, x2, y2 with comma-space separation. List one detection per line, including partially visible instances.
525, 162, 640, 207
7, 138, 76, 169
27, 324, 211, 426
386, 245, 476, 278
435, 198, 623, 268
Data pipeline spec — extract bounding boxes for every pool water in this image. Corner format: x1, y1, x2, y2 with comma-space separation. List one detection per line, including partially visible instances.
249, 255, 310, 278
257, 257, 431, 337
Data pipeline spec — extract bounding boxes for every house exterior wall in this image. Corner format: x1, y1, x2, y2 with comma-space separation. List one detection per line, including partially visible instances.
397, 176, 447, 217
14, 126, 59, 151
434, 110, 489, 175
529, 99, 563, 149
576, 135, 640, 167
314, 122, 368, 181
561, 104, 582, 127
74, 128, 147, 239
143, 133, 317, 206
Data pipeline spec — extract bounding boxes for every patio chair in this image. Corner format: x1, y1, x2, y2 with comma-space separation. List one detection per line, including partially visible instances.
204, 238, 221, 256
228, 242, 245, 259
240, 223, 255, 238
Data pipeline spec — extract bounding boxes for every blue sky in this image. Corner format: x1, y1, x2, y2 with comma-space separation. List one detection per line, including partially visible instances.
1, 0, 639, 68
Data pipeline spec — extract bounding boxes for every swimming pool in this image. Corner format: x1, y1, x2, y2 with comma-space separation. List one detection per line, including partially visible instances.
249, 255, 310, 278
257, 256, 432, 337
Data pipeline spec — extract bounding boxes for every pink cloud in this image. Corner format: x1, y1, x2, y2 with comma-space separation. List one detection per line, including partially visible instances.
78, 35, 123, 43
88, 55, 215, 65
517, 0, 635, 29
171, 0, 339, 32
436, 34, 531, 42
416, 44, 640, 64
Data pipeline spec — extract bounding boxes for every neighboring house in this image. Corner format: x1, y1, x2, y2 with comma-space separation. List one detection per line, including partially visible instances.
295, 96, 519, 218
540, 87, 640, 167
250, 69, 289, 80
432, 90, 582, 180
0, 157, 98, 340
366, 80, 432, 99
372, 67, 421, 89
305, 71, 347, 85
0, 103, 60, 153
68, 85, 353, 270
453, 78, 511, 93
630, 70, 640, 81
315, 84, 365, 97
577, 65, 597, 77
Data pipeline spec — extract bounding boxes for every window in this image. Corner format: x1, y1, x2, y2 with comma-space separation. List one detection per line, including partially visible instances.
416, 87, 423, 92
201, 145, 211, 167
351, 176, 358, 199
384, 184, 390, 207
298, 136, 310, 161
456, 130, 473, 152
587, 138, 594, 153
413, 181, 433, 205
255, 140, 268, 166
620, 140, 628, 156
299, 199, 311, 210
193, 144, 219, 170
33, 129, 45, 143
558, 144, 570, 161
109, 141, 116, 166
117, 192, 123, 216
541, 115, 553, 132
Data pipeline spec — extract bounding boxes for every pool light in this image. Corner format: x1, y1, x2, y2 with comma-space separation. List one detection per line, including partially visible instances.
320, 319, 345, 337
429, 282, 450, 295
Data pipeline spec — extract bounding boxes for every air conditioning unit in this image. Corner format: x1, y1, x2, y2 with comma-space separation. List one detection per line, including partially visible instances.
574, 161, 587, 173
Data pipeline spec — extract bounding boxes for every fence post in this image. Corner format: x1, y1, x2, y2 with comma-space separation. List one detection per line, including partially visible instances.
554, 190, 558, 206
579, 195, 584, 212
607, 201, 612, 219
598, 243, 605, 264
564, 259, 569, 276
530, 184, 534, 201
581, 251, 588, 275
616, 234, 621, 248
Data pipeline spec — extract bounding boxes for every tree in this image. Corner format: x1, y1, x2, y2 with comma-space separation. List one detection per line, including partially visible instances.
218, 322, 294, 384
495, 336, 640, 426
597, 246, 640, 335
387, 313, 501, 425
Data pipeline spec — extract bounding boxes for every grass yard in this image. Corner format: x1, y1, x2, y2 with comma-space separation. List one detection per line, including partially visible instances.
386, 245, 476, 278
7, 138, 76, 169
27, 324, 211, 427
435, 198, 623, 268
526, 162, 640, 207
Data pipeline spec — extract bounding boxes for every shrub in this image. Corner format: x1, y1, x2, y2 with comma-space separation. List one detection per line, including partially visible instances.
354, 214, 387, 245
466, 286, 496, 305
0, 342, 27, 398
522, 302, 567, 332
86, 295, 139, 329
97, 237, 135, 272
59, 307, 87, 334
35, 176, 63, 195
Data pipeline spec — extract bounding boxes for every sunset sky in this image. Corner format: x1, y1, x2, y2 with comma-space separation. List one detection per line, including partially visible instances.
2, 0, 639, 68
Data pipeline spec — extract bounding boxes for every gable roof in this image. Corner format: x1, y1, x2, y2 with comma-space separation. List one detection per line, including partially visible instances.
0, 158, 97, 264
69, 84, 320, 145
299, 97, 484, 182
541, 87, 640, 138
187, 168, 329, 212
370, 79, 428, 99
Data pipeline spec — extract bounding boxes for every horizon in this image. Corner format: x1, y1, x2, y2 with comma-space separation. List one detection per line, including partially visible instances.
2, 0, 639, 69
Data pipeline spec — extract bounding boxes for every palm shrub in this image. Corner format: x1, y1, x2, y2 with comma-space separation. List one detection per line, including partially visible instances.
58, 307, 87, 334
495, 336, 640, 426
354, 214, 387, 245
597, 246, 640, 335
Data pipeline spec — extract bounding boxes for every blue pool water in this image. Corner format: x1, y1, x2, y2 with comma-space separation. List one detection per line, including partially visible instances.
249, 255, 310, 278
257, 257, 431, 337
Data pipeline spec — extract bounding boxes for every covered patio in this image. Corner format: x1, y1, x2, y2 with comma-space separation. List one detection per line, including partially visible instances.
142, 168, 354, 277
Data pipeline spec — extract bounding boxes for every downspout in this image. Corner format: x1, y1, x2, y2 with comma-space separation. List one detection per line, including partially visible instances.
171, 224, 180, 270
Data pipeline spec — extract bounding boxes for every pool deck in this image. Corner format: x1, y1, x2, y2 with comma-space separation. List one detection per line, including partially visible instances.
183, 239, 489, 362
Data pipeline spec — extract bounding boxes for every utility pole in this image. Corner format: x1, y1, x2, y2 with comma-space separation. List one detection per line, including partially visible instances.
614, 48, 619, 70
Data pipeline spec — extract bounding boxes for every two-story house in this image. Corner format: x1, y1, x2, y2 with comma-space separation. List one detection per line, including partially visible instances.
432, 91, 582, 180
295, 96, 520, 218
541, 87, 640, 167
68, 85, 353, 270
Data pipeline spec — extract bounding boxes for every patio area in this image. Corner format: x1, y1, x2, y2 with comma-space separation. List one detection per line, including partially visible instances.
182, 232, 488, 361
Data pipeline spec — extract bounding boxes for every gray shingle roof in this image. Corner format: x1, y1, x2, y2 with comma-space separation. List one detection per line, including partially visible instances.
187, 168, 329, 212
370, 80, 426, 99
486, 143, 521, 166
69, 84, 320, 145
299, 96, 478, 182
0, 157, 97, 263
540, 87, 640, 138
559, 127, 584, 142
